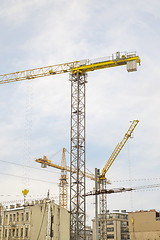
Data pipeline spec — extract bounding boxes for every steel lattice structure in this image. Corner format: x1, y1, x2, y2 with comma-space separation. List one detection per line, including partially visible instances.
59, 148, 68, 209
99, 179, 107, 240
70, 72, 86, 239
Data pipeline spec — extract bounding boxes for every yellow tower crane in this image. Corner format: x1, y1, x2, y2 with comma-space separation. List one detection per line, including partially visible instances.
39, 148, 69, 209
0, 51, 140, 240
97, 120, 139, 240
35, 148, 96, 209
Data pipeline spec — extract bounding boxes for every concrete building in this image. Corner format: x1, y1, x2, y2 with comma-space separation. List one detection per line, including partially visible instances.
79, 226, 93, 240
0, 199, 69, 240
128, 209, 160, 240
92, 210, 129, 240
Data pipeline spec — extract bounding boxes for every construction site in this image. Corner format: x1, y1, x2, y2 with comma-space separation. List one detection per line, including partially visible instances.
0, 1, 160, 240
0, 51, 159, 240
0, 51, 142, 239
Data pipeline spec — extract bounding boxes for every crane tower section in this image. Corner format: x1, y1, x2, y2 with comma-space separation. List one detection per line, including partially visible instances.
70, 72, 87, 240
59, 148, 68, 209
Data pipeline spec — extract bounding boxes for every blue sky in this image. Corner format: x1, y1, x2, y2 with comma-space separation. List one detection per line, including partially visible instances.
0, 0, 160, 225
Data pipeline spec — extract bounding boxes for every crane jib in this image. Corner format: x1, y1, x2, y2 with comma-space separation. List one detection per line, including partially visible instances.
0, 52, 140, 84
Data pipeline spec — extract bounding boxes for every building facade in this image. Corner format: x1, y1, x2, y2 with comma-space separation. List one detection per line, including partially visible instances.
0, 199, 70, 240
86, 226, 93, 240
128, 209, 160, 240
92, 210, 129, 240
79, 226, 93, 240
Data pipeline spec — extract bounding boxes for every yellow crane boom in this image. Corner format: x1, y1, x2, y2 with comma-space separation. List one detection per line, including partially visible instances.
100, 120, 139, 179
35, 155, 95, 181
0, 51, 140, 84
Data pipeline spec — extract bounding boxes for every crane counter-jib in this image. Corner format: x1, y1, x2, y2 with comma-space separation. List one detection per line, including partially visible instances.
72, 55, 140, 74
0, 51, 140, 84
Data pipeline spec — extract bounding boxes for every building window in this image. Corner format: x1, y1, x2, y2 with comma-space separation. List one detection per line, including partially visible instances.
9, 214, 12, 222
107, 221, 113, 225
51, 215, 54, 237
16, 228, 19, 237
21, 228, 23, 237
17, 212, 19, 222
5, 229, 7, 237
13, 214, 16, 222
21, 213, 24, 221
9, 229, 11, 237
107, 227, 114, 232
5, 215, 8, 224
25, 228, 28, 237
0, 216, 2, 225
107, 234, 114, 239
26, 212, 29, 221
13, 228, 15, 237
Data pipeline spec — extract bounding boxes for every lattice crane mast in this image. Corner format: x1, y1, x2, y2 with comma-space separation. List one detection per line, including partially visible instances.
59, 148, 68, 209
0, 51, 140, 240
98, 120, 139, 240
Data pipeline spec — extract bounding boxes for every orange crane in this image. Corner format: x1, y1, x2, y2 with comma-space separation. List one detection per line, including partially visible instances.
0, 51, 140, 240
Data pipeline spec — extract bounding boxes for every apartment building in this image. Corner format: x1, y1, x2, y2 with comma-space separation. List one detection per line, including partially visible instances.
92, 210, 129, 240
128, 209, 160, 240
0, 199, 69, 240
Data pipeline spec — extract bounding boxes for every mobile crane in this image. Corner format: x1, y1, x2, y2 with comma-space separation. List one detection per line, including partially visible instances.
0, 51, 140, 240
